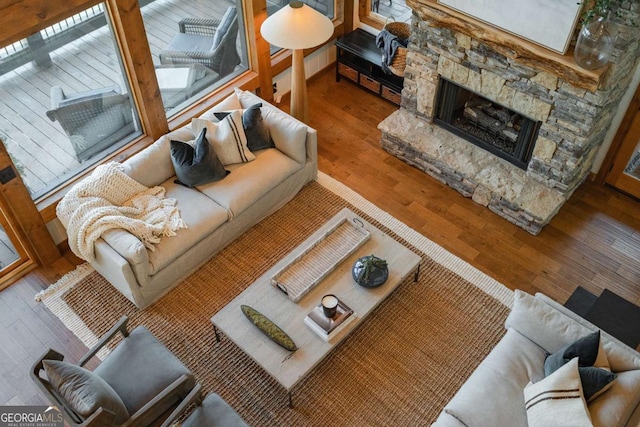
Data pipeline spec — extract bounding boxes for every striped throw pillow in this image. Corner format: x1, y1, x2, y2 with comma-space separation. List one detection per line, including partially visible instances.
524, 357, 594, 427
191, 111, 255, 166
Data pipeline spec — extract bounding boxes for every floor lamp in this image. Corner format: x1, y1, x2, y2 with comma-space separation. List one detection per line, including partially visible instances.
260, 1, 334, 123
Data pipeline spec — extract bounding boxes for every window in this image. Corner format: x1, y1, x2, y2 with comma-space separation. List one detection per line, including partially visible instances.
141, 0, 250, 116
0, 4, 142, 199
363, 0, 411, 26
266, 0, 336, 55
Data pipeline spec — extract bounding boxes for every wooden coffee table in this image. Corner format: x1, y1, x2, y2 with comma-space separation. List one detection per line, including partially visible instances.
210, 208, 421, 406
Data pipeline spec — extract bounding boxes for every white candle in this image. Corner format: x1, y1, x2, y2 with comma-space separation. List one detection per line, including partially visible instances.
322, 294, 338, 309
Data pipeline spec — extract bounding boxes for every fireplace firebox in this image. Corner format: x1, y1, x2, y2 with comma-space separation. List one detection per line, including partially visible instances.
433, 78, 541, 170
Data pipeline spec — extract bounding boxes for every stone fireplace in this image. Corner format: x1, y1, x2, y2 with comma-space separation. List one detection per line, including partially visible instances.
379, 1, 640, 234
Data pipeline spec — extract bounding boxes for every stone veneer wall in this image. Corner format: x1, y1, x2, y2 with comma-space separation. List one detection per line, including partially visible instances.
379, 1, 640, 234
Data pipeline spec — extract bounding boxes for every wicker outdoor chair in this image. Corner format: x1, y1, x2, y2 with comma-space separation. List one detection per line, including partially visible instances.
46, 85, 136, 162
159, 6, 241, 77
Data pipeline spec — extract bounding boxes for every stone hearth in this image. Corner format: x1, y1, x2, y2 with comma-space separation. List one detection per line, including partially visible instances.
379, 1, 640, 234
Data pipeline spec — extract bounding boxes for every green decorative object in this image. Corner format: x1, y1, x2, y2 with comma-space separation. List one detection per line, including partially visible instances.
352, 255, 389, 288
241, 305, 298, 351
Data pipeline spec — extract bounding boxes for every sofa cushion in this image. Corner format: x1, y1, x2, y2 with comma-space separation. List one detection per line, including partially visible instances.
147, 179, 228, 275
588, 369, 640, 427
236, 89, 307, 164
443, 328, 547, 427
214, 103, 275, 152
170, 128, 228, 187
43, 360, 129, 424
196, 148, 301, 219
192, 112, 255, 165
122, 127, 194, 187
524, 357, 593, 427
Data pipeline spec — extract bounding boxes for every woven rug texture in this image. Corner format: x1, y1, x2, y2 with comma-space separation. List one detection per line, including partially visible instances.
41, 178, 512, 426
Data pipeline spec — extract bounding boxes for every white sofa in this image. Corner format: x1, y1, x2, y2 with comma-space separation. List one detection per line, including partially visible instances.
59, 89, 317, 309
433, 291, 640, 427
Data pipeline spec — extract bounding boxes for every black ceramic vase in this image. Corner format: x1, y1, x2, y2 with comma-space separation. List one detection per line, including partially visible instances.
352, 255, 389, 288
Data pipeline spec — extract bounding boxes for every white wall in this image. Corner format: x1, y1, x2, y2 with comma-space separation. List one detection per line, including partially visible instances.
592, 61, 640, 173
271, 44, 337, 100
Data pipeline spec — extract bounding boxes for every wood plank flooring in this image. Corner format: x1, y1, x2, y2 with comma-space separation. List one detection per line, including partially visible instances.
1, 65, 639, 408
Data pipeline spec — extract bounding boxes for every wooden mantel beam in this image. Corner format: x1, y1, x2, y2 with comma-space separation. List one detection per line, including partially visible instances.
407, 0, 607, 92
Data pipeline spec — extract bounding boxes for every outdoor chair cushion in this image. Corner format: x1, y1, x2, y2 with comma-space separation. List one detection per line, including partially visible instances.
212, 7, 237, 49
165, 33, 215, 53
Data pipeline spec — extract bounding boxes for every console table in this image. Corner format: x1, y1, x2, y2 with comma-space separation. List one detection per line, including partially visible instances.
335, 29, 404, 106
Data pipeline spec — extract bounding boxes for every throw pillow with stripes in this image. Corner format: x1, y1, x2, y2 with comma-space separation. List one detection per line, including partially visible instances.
192, 111, 255, 166
524, 357, 594, 427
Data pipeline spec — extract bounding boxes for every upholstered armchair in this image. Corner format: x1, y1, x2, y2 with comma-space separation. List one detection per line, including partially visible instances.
46, 85, 136, 162
31, 316, 200, 427
159, 6, 241, 77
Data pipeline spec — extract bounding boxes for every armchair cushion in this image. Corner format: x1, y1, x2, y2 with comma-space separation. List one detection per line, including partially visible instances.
181, 393, 248, 427
94, 326, 195, 415
43, 360, 129, 424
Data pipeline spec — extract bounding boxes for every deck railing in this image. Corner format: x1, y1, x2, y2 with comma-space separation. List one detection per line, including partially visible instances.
0, 2, 154, 74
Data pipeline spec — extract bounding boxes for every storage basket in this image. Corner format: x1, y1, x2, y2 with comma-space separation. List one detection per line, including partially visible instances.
384, 19, 409, 77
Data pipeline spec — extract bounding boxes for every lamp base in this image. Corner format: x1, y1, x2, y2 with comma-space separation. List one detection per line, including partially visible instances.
290, 49, 308, 123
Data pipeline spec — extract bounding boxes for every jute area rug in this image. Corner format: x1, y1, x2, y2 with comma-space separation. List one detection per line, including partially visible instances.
38, 172, 514, 426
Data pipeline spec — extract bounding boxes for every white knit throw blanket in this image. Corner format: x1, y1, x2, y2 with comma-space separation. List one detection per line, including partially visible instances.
57, 162, 187, 262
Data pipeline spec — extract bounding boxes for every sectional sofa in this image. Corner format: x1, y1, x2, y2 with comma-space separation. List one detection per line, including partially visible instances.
433, 291, 640, 427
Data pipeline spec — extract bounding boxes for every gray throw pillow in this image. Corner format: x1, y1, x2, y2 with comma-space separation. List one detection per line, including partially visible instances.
579, 366, 617, 402
544, 330, 617, 402
43, 360, 129, 424
170, 127, 229, 188
544, 330, 600, 376
214, 103, 275, 152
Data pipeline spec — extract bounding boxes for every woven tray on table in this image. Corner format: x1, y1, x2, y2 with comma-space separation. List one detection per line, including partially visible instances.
270, 217, 370, 302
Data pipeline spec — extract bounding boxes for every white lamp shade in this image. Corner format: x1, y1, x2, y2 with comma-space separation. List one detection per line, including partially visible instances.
260, 2, 334, 50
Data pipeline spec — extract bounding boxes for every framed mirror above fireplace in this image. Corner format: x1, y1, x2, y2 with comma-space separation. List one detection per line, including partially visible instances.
433, 78, 541, 170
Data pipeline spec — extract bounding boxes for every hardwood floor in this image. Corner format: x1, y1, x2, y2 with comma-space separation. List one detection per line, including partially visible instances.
1, 65, 639, 407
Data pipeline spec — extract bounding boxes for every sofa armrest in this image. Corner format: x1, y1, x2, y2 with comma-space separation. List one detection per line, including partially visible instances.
99, 229, 150, 283
235, 88, 313, 165
431, 411, 469, 427
305, 128, 318, 171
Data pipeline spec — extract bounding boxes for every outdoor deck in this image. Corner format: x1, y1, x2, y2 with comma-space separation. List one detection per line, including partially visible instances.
0, 0, 235, 199
0, 0, 407, 199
